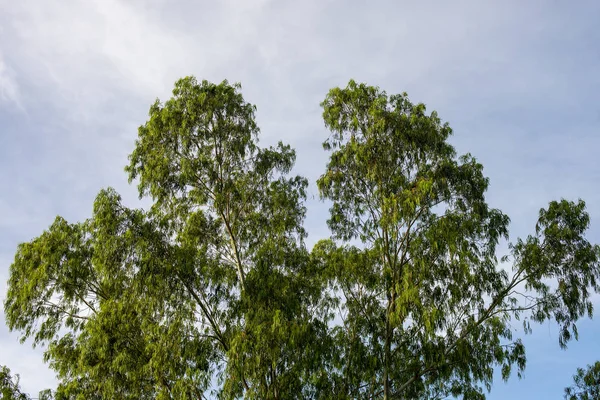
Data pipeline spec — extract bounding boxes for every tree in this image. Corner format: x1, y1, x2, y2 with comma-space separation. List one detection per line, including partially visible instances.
313, 80, 600, 399
565, 361, 600, 400
1, 366, 29, 400
4, 77, 600, 399
5, 77, 329, 399
0, 365, 52, 400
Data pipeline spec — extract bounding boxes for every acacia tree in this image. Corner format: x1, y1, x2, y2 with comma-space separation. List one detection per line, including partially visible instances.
565, 361, 600, 400
3, 77, 600, 399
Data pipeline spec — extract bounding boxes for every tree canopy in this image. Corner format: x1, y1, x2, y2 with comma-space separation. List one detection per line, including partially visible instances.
4, 77, 600, 399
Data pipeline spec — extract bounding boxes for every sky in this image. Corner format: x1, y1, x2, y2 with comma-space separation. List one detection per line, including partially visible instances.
1, 0, 600, 398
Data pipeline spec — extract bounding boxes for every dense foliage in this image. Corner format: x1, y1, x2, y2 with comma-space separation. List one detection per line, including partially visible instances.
4, 77, 600, 399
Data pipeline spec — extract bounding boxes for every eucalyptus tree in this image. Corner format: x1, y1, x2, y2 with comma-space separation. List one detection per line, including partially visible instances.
565, 361, 600, 400
1, 366, 31, 400
313, 80, 600, 399
0, 366, 52, 400
5, 77, 329, 399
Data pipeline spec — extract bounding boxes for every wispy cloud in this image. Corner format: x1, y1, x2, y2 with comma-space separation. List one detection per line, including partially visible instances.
1, 0, 599, 398
0, 52, 21, 108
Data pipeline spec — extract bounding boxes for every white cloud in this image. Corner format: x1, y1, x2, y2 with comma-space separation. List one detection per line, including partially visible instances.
1, 0, 600, 397
0, 53, 20, 107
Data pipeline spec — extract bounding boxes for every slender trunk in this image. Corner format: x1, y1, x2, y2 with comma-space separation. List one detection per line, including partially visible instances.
384, 271, 398, 399
219, 210, 246, 290
383, 306, 391, 400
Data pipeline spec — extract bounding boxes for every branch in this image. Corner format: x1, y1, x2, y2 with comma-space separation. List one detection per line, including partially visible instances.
180, 279, 229, 352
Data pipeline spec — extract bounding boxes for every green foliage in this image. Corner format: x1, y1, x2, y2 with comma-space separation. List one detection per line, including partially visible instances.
1, 366, 28, 400
315, 80, 600, 399
3, 77, 600, 399
0, 366, 52, 400
565, 361, 600, 400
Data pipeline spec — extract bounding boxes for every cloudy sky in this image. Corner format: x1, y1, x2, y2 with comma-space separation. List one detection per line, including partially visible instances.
1, 0, 600, 398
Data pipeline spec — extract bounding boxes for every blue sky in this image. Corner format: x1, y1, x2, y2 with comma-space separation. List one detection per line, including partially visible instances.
1, 0, 600, 398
